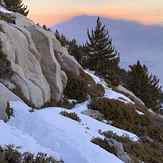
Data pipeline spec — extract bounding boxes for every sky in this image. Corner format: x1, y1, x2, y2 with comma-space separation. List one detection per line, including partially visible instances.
23, 0, 163, 26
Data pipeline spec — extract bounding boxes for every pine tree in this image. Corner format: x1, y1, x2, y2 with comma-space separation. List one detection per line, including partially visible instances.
55, 30, 87, 65
42, 25, 50, 31
55, 30, 69, 47
127, 61, 161, 112
4, 0, 29, 16
86, 17, 119, 79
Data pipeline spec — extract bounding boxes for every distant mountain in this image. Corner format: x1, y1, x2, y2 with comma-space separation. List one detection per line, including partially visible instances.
51, 15, 163, 87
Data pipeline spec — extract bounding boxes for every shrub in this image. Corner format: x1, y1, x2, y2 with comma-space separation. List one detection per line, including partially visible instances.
0, 12, 15, 23
64, 74, 88, 102
91, 138, 117, 155
90, 97, 163, 143
90, 98, 152, 136
5, 102, 14, 120
103, 132, 163, 163
60, 111, 81, 122
0, 145, 61, 163
64, 72, 104, 102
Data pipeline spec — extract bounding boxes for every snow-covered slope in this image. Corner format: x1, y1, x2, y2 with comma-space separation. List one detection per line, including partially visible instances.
85, 70, 134, 104
0, 71, 139, 163
51, 15, 163, 87
0, 100, 138, 163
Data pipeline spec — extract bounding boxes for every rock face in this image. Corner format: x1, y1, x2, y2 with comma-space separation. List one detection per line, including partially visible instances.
106, 138, 132, 163
0, 11, 83, 111
0, 83, 22, 120
115, 85, 145, 109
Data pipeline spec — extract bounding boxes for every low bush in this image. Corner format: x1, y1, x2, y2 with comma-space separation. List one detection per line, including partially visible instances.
103, 131, 131, 143
90, 97, 163, 142
64, 74, 88, 102
5, 102, 13, 120
91, 138, 117, 156
103, 131, 163, 163
90, 97, 150, 136
64, 72, 104, 102
0, 12, 15, 24
60, 111, 81, 122
0, 145, 61, 163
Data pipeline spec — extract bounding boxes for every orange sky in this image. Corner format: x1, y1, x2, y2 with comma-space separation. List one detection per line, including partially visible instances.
23, 0, 163, 26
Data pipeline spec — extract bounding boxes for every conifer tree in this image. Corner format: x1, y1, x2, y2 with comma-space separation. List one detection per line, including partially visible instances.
4, 0, 29, 16
127, 61, 161, 112
86, 17, 119, 79
55, 30, 68, 47
42, 25, 50, 31
55, 30, 87, 65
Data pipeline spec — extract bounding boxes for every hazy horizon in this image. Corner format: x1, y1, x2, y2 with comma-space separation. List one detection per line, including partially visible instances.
23, 0, 163, 26
52, 15, 163, 87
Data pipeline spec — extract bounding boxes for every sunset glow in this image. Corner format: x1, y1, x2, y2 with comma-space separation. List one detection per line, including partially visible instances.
23, 0, 163, 26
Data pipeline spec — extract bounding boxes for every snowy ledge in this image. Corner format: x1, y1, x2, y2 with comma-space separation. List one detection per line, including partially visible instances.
84, 69, 134, 104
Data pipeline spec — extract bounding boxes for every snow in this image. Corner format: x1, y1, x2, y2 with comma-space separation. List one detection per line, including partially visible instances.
104, 89, 134, 104
0, 5, 12, 14
72, 100, 90, 113
85, 70, 107, 87
0, 120, 60, 160
0, 70, 139, 163
0, 99, 139, 163
136, 110, 144, 115
4, 101, 125, 163
85, 69, 134, 104
72, 101, 138, 141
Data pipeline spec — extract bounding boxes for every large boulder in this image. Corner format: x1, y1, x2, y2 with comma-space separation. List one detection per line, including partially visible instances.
0, 11, 84, 109
114, 85, 146, 110
105, 138, 132, 163
0, 20, 51, 107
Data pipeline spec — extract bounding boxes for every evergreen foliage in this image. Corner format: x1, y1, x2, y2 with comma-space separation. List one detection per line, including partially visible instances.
0, 12, 15, 24
0, 145, 60, 163
127, 61, 161, 111
55, 30, 87, 66
64, 72, 104, 102
60, 111, 81, 122
86, 17, 120, 80
3, 0, 29, 16
42, 24, 51, 31
55, 30, 68, 47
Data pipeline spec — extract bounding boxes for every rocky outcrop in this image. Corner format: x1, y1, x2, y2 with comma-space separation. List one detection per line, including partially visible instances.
0, 20, 51, 107
114, 85, 146, 109
0, 11, 85, 112
82, 109, 105, 121
105, 138, 132, 163
0, 82, 22, 120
